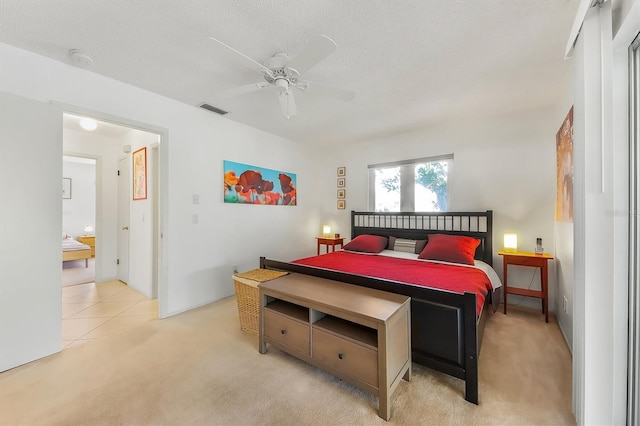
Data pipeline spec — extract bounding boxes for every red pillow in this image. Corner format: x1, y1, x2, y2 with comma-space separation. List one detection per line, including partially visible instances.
343, 234, 388, 254
418, 234, 480, 265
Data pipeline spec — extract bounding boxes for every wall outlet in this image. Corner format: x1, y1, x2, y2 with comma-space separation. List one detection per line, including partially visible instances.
563, 296, 568, 314
192, 214, 199, 224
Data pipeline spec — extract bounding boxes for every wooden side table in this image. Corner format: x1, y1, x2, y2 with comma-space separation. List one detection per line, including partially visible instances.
316, 237, 344, 255
498, 250, 554, 322
77, 235, 96, 257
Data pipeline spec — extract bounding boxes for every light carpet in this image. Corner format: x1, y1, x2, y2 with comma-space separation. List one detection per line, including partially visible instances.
62, 258, 95, 287
0, 297, 575, 425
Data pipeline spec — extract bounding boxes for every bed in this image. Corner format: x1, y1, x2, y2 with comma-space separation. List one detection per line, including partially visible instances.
62, 233, 91, 267
260, 210, 499, 404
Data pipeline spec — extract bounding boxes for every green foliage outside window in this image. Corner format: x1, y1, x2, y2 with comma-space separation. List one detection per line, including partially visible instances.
379, 161, 447, 211
415, 162, 447, 211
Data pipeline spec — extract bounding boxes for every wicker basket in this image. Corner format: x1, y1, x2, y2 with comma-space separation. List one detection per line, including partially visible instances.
233, 269, 288, 335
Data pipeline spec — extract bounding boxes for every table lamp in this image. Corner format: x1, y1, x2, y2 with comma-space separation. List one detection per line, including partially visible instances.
503, 233, 517, 253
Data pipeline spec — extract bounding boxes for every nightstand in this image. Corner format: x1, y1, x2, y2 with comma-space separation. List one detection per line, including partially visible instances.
498, 250, 554, 322
316, 236, 344, 255
77, 235, 95, 257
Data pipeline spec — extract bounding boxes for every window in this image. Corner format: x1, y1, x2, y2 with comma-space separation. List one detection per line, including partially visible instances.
368, 154, 452, 212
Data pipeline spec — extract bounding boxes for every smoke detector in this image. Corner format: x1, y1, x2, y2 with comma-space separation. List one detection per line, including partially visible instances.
68, 49, 94, 65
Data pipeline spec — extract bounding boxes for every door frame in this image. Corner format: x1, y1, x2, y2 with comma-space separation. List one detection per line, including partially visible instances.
58, 103, 169, 318
117, 156, 130, 285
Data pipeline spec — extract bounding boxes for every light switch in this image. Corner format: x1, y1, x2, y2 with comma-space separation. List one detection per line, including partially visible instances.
193, 194, 199, 204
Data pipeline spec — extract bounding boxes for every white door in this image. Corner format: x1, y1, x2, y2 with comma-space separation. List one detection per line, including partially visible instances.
0, 92, 62, 371
118, 157, 130, 284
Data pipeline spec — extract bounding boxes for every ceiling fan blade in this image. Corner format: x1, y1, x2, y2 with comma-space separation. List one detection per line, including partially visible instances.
287, 35, 337, 74
278, 90, 297, 119
216, 82, 270, 98
303, 80, 355, 101
209, 37, 274, 77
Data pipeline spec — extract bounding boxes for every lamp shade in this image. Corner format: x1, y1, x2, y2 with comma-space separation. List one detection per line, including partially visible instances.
323, 225, 331, 237
84, 225, 94, 235
503, 233, 518, 252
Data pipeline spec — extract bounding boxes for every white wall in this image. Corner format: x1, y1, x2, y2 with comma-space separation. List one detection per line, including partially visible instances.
62, 158, 96, 238
312, 106, 560, 313
553, 92, 575, 351
0, 42, 316, 319
0, 92, 63, 370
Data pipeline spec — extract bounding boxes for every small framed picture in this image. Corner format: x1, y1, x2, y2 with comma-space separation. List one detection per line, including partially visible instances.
337, 200, 345, 209
337, 189, 345, 199
337, 166, 346, 177
337, 177, 345, 188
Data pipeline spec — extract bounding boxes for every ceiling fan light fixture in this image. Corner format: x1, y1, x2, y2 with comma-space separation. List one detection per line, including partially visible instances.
274, 78, 289, 93
209, 34, 353, 120
278, 89, 297, 119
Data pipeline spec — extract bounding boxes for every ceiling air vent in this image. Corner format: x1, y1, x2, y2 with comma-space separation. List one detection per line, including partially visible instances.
199, 103, 228, 115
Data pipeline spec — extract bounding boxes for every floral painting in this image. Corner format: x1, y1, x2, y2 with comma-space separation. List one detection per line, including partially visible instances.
133, 147, 147, 201
556, 106, 573, 222
224, 160, 297, 206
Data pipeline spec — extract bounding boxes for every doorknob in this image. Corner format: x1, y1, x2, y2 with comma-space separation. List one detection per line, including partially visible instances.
122, 226, 129, 230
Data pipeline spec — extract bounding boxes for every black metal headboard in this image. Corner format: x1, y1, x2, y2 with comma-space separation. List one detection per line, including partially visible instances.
351, 210, 493, 266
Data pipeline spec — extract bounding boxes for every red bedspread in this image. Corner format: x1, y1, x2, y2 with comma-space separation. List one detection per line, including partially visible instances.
292, 251, 492, 314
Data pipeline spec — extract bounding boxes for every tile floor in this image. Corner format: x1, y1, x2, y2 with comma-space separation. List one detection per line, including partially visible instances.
62, 280, 158, 349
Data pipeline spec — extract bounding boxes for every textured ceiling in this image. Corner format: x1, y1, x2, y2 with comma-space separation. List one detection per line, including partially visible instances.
0, 0, 578, 145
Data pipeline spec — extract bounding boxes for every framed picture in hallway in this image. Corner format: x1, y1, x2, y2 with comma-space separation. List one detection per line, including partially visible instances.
133, 147, 147, 200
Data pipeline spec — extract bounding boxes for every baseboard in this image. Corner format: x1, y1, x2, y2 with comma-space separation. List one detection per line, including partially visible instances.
558, 321, 573, 355
163, 294, 234, 319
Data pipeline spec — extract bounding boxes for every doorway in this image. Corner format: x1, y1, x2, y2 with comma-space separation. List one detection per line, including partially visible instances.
61, 112, 164, 345
61, 155, 97, 288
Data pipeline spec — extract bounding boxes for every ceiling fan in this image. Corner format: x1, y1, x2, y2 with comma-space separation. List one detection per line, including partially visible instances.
209, 35, 355, 119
